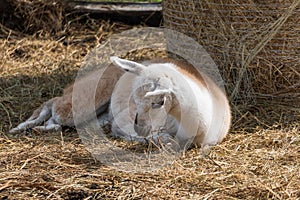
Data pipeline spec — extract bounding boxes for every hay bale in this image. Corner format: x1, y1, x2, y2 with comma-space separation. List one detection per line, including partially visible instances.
163, 0, 300, 106
2, 0, 64, 34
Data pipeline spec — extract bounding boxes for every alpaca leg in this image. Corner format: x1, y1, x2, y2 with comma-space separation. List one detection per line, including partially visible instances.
33, 117, 62, 132
9, 98, 57, 134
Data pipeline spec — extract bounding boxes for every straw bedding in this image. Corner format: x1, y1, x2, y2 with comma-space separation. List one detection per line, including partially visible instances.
0, 0, 64, 35
0, 0, 299, 199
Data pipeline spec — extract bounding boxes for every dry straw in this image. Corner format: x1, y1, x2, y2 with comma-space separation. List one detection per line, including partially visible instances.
163, 0, 300, 109
1, 1, 300, 199
2, 0, 64, 35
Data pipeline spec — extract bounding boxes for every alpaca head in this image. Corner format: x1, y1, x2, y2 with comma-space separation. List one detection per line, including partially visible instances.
110, 56, 176, 137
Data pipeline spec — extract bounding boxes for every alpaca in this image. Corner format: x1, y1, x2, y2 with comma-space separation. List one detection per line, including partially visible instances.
9, 56, 231, 150
109, 56, 231, 149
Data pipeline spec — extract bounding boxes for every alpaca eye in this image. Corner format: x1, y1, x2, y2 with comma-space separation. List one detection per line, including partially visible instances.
151, 99, 165, 109
158, 99, 165, 106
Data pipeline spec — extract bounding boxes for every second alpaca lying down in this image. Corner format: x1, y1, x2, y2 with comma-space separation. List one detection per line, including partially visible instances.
10, 57, 231, 149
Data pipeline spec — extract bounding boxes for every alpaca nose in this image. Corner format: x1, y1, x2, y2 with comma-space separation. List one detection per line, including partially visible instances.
134, 123, 151, 137
134, 113, 151, 137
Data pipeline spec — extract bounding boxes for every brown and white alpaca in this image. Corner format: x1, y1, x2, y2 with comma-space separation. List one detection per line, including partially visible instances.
10, 56, 231, 149
109, 57, 231, 148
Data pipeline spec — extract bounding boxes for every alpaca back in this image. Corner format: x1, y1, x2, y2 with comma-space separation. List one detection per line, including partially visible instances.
146, 58, 231, 146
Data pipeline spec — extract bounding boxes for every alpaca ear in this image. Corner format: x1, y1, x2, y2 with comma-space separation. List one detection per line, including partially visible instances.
110, 56, 146, 75
145, 89, 173, 97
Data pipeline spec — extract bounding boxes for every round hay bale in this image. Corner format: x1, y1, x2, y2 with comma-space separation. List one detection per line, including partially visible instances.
163, 0, 300, 105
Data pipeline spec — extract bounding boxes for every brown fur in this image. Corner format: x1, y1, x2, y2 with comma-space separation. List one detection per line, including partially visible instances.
150, 58, 207, 87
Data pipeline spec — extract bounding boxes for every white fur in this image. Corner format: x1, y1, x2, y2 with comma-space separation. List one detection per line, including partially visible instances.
110, 57, 231, 148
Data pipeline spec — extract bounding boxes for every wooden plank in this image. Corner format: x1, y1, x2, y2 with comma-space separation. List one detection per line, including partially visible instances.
66, 1, 162, 15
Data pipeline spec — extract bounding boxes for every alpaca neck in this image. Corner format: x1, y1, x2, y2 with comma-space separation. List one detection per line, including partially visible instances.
168, 75, 213, 140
